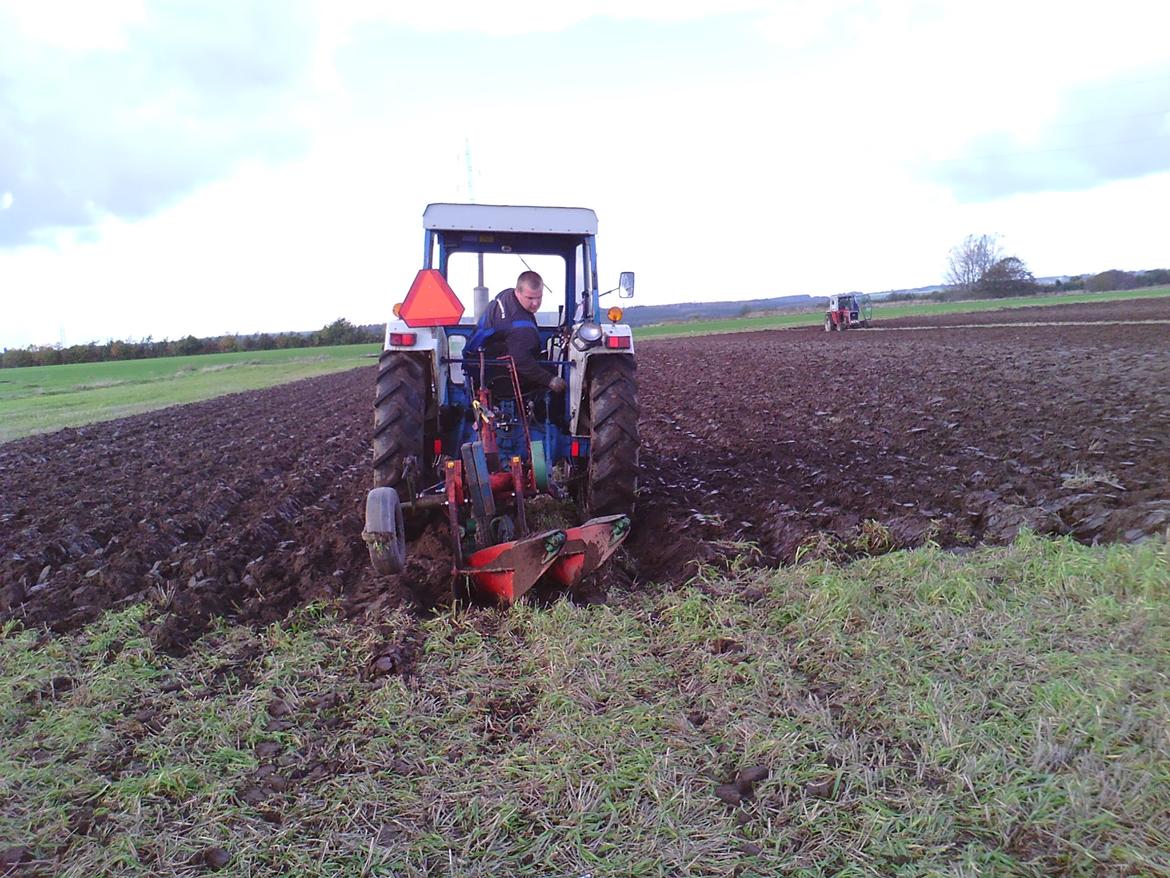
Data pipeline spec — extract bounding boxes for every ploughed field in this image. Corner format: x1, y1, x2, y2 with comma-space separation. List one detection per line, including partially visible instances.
877, 294, 1170, 327
2, 296, 1168, 647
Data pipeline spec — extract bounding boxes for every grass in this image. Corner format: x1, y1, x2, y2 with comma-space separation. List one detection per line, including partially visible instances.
2, 531, 1168, 876
637, 286, 1170, 339
0, 344, 380, 442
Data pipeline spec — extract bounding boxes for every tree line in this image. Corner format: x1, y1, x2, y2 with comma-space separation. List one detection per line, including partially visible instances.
943, 234, 1169, 300
1, 318, 382, 369
1068, 267, 1170, 293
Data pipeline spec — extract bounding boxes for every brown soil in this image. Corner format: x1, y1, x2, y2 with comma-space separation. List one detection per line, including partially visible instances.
0, 372, 414, 652
633, 302, 1170, 574
2, 297, 1168, 647
877, 293, 1170, 327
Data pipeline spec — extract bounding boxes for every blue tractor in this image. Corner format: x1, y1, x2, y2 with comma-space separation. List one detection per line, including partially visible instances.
362, 204, 640, 603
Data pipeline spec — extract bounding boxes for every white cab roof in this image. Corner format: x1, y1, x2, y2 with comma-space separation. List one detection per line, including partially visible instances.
424, 203, 598, 235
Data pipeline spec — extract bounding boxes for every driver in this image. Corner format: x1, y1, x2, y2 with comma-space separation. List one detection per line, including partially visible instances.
463, 270, 567, 395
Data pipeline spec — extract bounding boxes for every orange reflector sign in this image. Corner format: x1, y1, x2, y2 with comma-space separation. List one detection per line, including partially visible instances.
399, 269, 464, 327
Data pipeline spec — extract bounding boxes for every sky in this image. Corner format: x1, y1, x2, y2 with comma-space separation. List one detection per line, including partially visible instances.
2, 0, 1169, 348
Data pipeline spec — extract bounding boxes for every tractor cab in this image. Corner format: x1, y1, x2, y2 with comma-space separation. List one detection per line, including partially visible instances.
394, 204, 634, 467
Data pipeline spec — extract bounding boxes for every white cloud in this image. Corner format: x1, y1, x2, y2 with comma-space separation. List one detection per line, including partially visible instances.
757, 0, 1170, 148
323, 0, 773, 36
0, 0, 147, 51
0, 0, 319, 245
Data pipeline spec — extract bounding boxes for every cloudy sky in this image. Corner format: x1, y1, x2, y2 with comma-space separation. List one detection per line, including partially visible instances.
2, 0, 1169, 348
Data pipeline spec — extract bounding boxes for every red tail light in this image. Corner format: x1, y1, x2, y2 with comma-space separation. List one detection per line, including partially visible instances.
389, 332, 417, 346
571, 439, 581, 457
604, 335, 631, 349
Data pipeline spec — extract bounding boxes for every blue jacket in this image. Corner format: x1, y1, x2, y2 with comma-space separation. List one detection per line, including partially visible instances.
463, 288, 555, 390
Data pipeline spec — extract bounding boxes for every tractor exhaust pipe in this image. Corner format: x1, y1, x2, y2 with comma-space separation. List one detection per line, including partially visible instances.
473, 252, 488, 318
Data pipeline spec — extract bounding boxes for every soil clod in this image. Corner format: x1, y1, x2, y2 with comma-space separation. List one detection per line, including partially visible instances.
804, 777, 837, 799
200, 847, 231, 871
735, 765, 770, 796
714, 783, 743, 806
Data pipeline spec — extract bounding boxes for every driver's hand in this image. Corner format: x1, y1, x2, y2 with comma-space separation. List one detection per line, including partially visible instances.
549, 376, 567, 394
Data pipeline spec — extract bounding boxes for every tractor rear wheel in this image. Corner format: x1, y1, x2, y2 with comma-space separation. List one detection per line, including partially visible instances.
373, 350, 430, 490
824, 316, 832, 332
582, 355, 640, 516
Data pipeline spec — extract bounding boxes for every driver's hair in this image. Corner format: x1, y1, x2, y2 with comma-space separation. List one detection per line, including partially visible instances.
516, 270, 543, 292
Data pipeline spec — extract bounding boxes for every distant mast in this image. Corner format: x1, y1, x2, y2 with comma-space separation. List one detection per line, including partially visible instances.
466, 138, 488, 318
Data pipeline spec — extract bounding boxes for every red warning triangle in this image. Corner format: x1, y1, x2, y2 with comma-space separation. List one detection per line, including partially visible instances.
399, 269, 465, 327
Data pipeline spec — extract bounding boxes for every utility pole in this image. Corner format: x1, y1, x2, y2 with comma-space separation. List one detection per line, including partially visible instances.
464, 138, 475, 204
466, 138, 488, 318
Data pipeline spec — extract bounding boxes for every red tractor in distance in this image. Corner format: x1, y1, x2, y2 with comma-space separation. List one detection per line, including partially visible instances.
824, 293, 872, 331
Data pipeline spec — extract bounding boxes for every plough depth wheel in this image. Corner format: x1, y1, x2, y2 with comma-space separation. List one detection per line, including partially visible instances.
363, 487, 406, 575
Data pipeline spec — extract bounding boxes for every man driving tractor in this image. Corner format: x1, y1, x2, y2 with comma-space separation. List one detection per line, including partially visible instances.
463, 270, 567, 395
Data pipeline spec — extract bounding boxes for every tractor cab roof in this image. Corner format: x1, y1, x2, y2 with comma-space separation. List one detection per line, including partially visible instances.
424, 203, 598, 236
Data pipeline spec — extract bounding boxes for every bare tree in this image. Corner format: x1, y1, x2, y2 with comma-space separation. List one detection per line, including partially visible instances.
945, 234, 1003, 293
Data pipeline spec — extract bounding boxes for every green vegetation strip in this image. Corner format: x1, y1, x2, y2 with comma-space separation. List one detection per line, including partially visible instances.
637, 287, 1170, 339
0, 344, 380, 443
3, 532, 1168, 876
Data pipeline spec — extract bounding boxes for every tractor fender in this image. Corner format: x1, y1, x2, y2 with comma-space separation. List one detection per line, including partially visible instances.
383, 321, 446, 405
568, 323, 635, 435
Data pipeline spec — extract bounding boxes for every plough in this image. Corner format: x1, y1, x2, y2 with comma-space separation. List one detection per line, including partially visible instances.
363, 364, 630, 603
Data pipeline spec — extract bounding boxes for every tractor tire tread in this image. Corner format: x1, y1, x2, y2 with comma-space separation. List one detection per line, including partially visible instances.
373, 351, 428, 489
584, 355, 639, 516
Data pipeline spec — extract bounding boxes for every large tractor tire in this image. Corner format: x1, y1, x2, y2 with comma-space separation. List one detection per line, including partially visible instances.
373, 350, 430, 490
582, 355, 640, 516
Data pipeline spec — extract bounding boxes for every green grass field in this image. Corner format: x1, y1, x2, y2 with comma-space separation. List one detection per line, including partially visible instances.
636, 286, 1170, 339
2, 531, 1167, 876
0, 344, 379, 443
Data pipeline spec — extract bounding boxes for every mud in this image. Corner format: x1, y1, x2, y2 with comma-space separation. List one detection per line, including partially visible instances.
877, 293, 1170, 327
2, 296, 1168, 644
633, 297, 1170, 570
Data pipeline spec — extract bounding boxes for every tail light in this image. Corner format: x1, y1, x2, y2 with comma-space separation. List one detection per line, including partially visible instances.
604, 335, 631, 349
389, 332, 417, 346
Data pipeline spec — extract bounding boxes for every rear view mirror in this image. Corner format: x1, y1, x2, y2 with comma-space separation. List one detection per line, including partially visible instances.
618, 272, 635, 299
